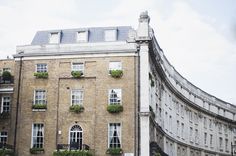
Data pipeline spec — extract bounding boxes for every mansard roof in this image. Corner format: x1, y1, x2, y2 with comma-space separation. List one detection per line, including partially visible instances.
31, 26, 132, 45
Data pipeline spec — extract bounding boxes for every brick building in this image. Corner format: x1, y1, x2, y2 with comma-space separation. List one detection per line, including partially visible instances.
0, 12, 236, 156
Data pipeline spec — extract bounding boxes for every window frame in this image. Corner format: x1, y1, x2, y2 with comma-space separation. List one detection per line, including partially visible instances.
69, 125, 83, 150
35, 64, 48, 73
104, 29, 117, 42
108, 89, 122, 105
108, 123, 122, 148
1, 96, 11, 113
0, 131, 7, 144
76, 31, 88, 42
31, 123, 44, 148
34, 89, 47, 105
71, 89, 84, 106
49, 32, 60, 44
71, 62, 84, 75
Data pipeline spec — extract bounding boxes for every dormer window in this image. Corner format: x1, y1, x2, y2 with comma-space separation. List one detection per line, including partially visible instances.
49, 32, 60, 44
77, 31, 88, 42
104, 29, 117, 41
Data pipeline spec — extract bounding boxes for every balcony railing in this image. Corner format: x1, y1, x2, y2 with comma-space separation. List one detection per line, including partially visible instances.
56, 143, 90, 151
0, 76, 14, 84
0, 143, 14, 156
0, 112, 10, 119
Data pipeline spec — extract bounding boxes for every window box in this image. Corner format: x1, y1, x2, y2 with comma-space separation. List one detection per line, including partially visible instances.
110, 70, 123, 78
69, 105, 84, 113
30, 148, 45, 154
32, 104, 47, 110
34, 72, 48, 79
106, 148, 123, 155
71, 71, 83, 78
53, 150, 93, 156
107, 105, 123, 113
0, 149, 14, 156
0, 112, 10, 119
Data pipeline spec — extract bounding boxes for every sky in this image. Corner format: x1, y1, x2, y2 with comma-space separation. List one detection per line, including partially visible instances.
0, 0, 235, 104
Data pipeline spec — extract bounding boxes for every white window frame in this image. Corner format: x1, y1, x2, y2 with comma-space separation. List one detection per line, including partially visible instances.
76, 31, 88, 42
0, 131, 7, 144
1, 96, 11, 113
49, 32, 60, 44
108, 123, 122, 148
71, 90, 84, 106
104, 29, 117, 41
3, 68, 11, 72
34, 90, 47, 105
31, 123, 44, 148
71, 62, 84, 75
109, 61, 122, 71
108, 89, 122, 105
69, 125, 83, 150
35, 64, 47, 73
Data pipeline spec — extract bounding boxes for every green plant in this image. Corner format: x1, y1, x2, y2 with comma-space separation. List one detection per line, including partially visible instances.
30, 148, 44, 154
107, 105, 123, 113
34, 72, 48, 79
155, 152, 161, 156
53, 150, 93, 156
0, 149, 14, 156
2, 71, 12, 81
71, 71, 83, 78
32, 104, 47, 109
69, 105, 84, 113
110, 70, 123, 78
106, 148, 122, 155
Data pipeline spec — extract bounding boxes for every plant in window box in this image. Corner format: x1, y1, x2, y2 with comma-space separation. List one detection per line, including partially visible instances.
107, 104, 123, 113
71, 71, 83, 78
0, 149, 14, 156
106, 148, 123, 155
2, 71, 12, 82
34, 72, 48, 79
69, 105, 84, 113
30, 148, 45, 154
110, 70, 123, 78
32, 104, 47, 109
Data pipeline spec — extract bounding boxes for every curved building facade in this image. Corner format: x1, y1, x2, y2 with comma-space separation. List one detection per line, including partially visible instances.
144, 13, 236, 156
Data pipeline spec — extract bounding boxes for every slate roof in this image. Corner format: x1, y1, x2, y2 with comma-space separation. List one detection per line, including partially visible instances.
31, 26, 132, 45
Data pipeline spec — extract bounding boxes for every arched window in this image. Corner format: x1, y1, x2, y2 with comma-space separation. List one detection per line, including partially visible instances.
69, 125, 83, 150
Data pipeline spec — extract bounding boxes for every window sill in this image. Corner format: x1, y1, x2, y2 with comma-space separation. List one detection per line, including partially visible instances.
32, 109, 46, 112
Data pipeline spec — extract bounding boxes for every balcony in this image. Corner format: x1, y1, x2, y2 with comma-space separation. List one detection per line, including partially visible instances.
0, 76, 14, 84
54, 144, 93, 156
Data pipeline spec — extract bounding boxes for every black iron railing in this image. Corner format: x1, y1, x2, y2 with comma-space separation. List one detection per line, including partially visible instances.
0, 143, 14, 150
56, 143, 90, 151
0, 76, 14, 84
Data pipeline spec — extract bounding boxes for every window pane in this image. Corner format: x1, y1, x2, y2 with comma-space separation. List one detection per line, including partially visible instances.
71, 90, 83, 105
105, 30, 117, 41
32, 124, 44, 148
71, 63, 84, 74
36, 64, 47, 72
0, 131, 8, 144
77, 31, 87, 42
34, 90, 46, 104
109, 62, 122, 71
109, 123, 121, 148
70, 125, 83, 150
109, 89, 121, 105
49, 33, 59, 44
1, 96, 10, 113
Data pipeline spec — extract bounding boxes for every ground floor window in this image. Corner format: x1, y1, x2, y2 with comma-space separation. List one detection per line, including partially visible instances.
108, 123, 121, 148
70, 125, 83, 150
0, 131, 7, 144
32, 123, 44, 148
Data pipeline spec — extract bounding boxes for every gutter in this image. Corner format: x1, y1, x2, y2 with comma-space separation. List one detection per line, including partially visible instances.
13, 55, 23, 154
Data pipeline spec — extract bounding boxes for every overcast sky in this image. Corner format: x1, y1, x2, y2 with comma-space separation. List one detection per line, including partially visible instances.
0, 0, 235, 104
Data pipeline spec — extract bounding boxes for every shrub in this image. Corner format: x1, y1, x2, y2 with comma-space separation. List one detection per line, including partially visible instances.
71, 71, 83, 78
69, 105, 84, 113
30, 148, 44, 154
34, 72, 48, 79
107, 105, 123, 113
53, 150, 93, 156
32, 104, 47, 109
106, 148, 122, 155
2, 71, 12, 81
0, 149, 14, 156
110, 70, 123, 78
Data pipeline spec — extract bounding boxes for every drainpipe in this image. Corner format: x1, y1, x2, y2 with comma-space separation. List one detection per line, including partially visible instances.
14, 53, 23, 154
